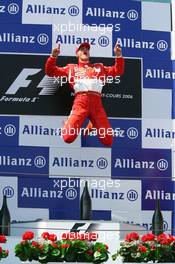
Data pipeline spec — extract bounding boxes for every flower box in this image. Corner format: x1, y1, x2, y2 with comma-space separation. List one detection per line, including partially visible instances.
15, 231, 109, 264
113, 232, 175, 263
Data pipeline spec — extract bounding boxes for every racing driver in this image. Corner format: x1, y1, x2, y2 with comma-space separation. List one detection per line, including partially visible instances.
45, 42, 125, 146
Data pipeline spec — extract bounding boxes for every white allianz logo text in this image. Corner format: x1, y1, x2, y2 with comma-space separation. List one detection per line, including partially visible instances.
114, 158, 168, 171
52, 157, 94, 168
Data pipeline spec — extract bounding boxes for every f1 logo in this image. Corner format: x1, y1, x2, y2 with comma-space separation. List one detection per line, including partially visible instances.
70, 223, 96, 233
5, 68, 58, 96
6, 69, 41, 94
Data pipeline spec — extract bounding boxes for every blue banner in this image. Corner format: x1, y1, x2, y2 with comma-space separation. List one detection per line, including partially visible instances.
113, 29, 171, 59
0, 24, 52, 53
0, 116, 19, 146
143, 59, 173, 89
111, 148, 171, 178
81, 119, 141, 149
172, 61, 175, 118
142, 179, 175, 211
18, 177, 80, 211
0, 0, 22, 24
0, 146, 49, 175
83, 0, 141, 31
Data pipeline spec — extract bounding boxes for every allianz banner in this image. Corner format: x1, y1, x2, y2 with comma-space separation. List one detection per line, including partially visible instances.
0, 146, 49, 176
0, 54, 141, 117
0, 0, 22, 24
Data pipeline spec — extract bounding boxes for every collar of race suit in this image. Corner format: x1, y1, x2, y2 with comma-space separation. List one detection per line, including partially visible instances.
78, 60, 91, 67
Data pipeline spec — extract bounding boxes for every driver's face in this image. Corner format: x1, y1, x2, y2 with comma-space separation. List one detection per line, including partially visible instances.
77, 47, 90, 61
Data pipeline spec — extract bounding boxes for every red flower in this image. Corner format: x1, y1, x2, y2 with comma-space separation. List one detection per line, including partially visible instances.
49, 234, 57, 242
86, 250, 93, 255
0, 246, 2, 253
105, 244, 108, 250
0, 235, 7, 243
157, 233, 173, 245
61, 243, 70, 248
141, 233, 155, 242
167, 234, 175, 243
31, 241, 39, 247
151, 245, 156, 251
157, 233, 167, 241
160, 239, 169, 245
51, 243, 58, 248
125, 232, 139, 242
22, 231, 34, 241
39, 244, 44, 250
98, 248, 101, 252
138, 245, 147, 253
41, 232, 50, 240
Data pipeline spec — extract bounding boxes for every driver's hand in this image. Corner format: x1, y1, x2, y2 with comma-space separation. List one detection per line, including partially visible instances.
51, 44, 60, 57
114, 43, 122, 57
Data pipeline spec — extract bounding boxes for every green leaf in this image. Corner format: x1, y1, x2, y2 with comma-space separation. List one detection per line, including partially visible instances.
38, 255, 47, 260
17, 254, 28, 262
64, 252, 76, 262
94, 251, 101, 258
51, 248, 60, 257
42, 244, 49, 254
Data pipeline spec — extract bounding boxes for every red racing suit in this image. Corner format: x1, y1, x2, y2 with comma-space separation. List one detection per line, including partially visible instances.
45, 56, 125, 146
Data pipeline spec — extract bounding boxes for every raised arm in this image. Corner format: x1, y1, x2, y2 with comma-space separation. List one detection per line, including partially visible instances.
45, 44, 69, 77
103, 44, 125, 77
